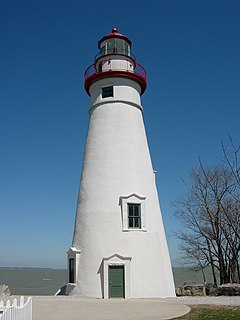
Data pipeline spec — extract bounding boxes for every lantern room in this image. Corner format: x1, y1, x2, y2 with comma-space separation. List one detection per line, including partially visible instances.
84, 28, 146, 96
98, 28, 132, 57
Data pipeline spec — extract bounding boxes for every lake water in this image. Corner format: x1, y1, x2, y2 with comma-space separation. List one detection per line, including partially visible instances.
0, 268, 67, 295
0, 267, 214, 296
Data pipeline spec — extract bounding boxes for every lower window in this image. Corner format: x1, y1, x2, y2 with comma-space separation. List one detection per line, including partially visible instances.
69, 258, 75, 283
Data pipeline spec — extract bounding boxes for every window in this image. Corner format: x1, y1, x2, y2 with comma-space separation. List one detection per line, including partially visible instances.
106, 38, 115, 54
67, 247, 81, 284
120, 194, 146, 231
102, 86, 113, 98
69, 258, 75, 283
98, 62, 102, 73
100, 39, 130, 56
128, 203, 141, 228
100, 42, 106, 55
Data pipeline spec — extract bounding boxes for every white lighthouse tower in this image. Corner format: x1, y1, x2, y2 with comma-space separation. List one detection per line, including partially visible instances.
67, 28, 175, 298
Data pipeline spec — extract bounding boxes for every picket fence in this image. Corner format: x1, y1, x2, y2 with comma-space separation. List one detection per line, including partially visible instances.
0, 296, 32, 320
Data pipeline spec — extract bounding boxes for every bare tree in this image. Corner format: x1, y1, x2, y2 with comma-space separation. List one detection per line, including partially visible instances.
222, 133, 240, 187
174, 162, 240, 285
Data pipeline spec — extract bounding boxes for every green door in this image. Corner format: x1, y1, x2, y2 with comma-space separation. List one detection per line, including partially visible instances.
108, 265, 125, 298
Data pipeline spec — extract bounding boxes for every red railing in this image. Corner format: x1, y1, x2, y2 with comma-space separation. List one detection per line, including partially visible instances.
84, 57, 147, 95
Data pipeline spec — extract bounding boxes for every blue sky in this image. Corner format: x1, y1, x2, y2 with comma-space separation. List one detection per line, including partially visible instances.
0, 0, 239, 268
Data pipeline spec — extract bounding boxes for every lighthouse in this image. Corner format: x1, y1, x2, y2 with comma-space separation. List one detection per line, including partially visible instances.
67, 28, 175, 298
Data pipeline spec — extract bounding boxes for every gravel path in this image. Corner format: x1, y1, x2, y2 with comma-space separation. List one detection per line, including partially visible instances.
163, 296, 240, 306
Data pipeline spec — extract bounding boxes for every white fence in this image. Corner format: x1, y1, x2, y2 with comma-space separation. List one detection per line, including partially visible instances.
0, 296, 32, 320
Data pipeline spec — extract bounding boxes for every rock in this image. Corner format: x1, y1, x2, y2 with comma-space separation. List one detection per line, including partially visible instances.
176, 282, 240, 296
175, 286, 183, 296
0, 284, 11, 296
220, 283, 240, 296
175, 283, 221, 296
176, 284, 206, 296
205, 283, 221, 296
190, 284, 205, 296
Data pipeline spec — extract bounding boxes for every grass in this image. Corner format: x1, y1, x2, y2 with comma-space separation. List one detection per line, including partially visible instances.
175, 306, 240, 319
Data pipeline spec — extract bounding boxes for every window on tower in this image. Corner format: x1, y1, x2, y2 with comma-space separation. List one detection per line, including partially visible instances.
69, 258, 75, 283
120, 194, 146, 232
128, 203, 141, 228
102, 86, 113, 98
107, 38, 115, 53
99, 39, 130, 56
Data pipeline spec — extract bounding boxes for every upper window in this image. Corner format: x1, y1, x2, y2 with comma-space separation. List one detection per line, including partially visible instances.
100, 39, 130, 56
102, 86, 113, 98
119, 193, 146, 231
128, 203, 141, 228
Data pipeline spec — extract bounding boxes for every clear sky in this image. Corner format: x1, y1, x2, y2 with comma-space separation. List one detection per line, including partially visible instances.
0, 0, 239, 268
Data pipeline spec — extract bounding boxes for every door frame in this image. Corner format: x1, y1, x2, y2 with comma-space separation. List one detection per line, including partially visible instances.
102, 254, 131, 299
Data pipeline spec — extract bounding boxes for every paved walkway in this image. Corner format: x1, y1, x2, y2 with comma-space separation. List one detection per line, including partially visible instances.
32, 297, 190, 320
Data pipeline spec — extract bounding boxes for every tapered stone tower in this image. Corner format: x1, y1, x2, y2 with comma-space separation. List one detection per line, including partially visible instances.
67, 28, 175, 298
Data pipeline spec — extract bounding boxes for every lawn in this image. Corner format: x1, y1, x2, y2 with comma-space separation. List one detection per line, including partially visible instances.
175, 306, 240, 319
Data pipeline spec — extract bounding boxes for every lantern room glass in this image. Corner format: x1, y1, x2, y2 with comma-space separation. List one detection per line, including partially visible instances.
100, 38, 130, 56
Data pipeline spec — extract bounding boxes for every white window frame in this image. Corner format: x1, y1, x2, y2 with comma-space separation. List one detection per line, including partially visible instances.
119, 193, 146, 231
67, 247, 81, 284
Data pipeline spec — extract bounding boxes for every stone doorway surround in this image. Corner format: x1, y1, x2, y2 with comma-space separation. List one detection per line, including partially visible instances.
102, 254, 131, 299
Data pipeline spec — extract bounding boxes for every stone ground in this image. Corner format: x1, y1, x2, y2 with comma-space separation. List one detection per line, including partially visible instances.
32, 296, 190, 320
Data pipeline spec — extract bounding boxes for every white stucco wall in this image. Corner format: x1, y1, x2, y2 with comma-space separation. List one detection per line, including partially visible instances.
69, 77, 175, 298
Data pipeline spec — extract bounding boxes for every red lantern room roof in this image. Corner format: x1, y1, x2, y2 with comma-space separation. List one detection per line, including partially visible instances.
98, 28, 132, 49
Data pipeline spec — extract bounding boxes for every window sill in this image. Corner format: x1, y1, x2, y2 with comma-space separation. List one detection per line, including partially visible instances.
122, 228, 147, 232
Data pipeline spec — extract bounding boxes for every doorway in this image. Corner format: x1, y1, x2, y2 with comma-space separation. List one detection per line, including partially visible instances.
108, 265, 125, 298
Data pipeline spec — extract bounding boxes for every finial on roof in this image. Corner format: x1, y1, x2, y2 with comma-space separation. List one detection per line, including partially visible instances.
112, 27, 118, 33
